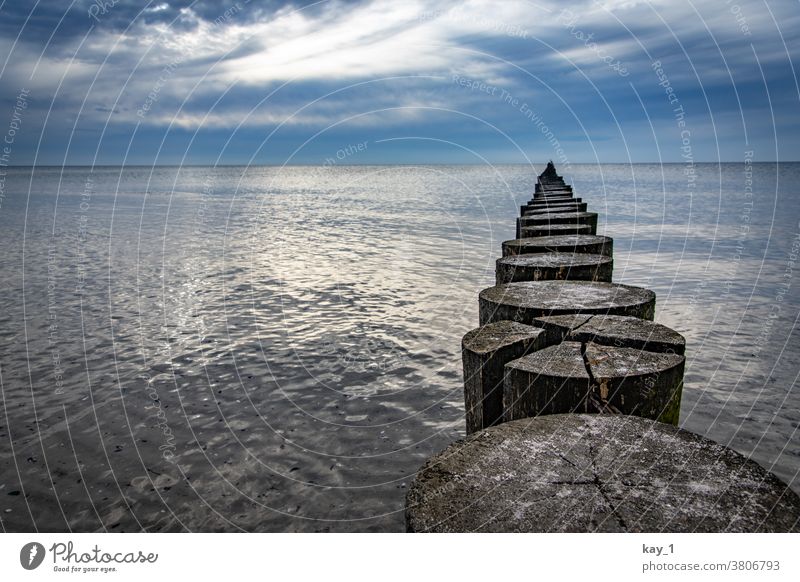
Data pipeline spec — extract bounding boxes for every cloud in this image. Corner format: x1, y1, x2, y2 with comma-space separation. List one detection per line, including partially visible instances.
0, 0, 798, 162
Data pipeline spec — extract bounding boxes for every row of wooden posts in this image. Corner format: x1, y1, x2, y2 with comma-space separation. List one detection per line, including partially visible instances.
404, 163, 800, 532
463, 163, 685, 434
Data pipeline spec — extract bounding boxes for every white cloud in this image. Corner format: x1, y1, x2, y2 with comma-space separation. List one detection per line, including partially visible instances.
144, 2, 170, 13
1, 0, 797, 135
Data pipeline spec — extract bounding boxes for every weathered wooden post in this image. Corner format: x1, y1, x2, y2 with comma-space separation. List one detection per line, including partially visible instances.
479, 280, 656, 325
461, 321, 553, 435
503, 341, 684, 424
516, 211, 598, 238
406, 415, 800, 532
502, 234, 613, 257
496, 252, 613, 284
523, 202, 588, 214
520, 223, 593, 237
521, 211, 598, 230
531, 314, 686, 354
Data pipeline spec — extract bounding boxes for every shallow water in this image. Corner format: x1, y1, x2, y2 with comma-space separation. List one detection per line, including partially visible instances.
0, 163, 798, 531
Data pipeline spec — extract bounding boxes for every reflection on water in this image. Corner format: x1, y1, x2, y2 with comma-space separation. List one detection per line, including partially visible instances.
0, 163, 798, 531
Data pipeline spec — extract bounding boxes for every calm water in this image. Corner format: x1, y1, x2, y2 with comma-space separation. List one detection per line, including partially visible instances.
0, 163, 798, 532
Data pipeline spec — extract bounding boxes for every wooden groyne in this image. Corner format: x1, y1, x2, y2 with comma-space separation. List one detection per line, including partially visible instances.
406, 162, 800, 532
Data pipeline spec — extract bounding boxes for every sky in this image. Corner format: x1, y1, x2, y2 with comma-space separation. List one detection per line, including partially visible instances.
0, 0, 798, 165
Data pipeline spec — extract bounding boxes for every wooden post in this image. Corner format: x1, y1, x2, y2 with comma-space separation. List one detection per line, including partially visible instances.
479, 280, 656, 325
496, 252, 613, 284
503, 341, 684, 425
406, 415, 800, 532
502, 234, 613, 257
461, 321, 553, 435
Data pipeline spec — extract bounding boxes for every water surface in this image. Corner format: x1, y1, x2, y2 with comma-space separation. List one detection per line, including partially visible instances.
1, 163, 798, 531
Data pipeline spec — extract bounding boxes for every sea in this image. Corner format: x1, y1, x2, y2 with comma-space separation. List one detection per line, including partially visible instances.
0, 163, 798, 532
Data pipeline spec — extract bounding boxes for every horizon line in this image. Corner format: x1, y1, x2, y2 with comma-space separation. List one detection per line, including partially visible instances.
1, 161, 797, 169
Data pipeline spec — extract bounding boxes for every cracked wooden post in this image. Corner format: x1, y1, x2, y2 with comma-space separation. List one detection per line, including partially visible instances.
406, 415, 800, 532
461, 321, 552, 435
531, 314, 686, 355
496, 252, 613, 284
503, 340, 684, 424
